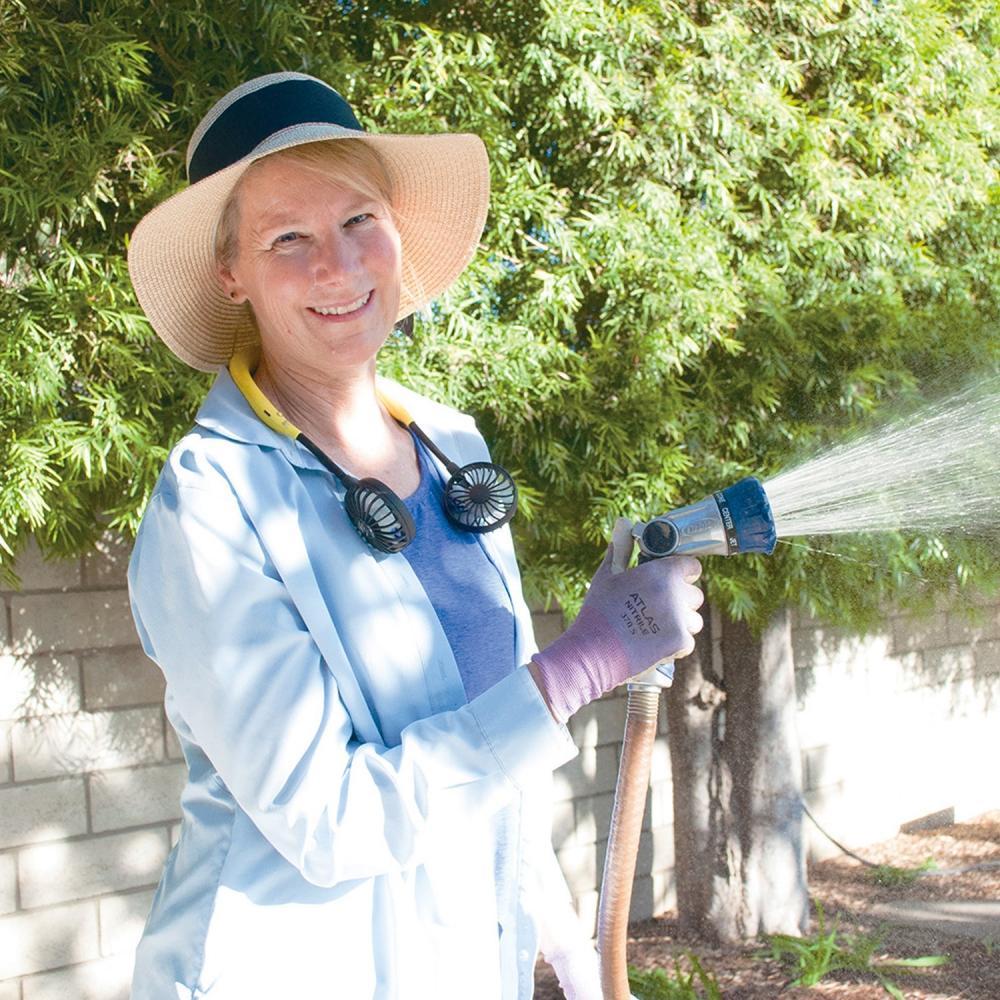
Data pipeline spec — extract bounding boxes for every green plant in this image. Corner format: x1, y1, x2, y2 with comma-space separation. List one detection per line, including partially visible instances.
3, 0, 999, 621
627, 953, 722, 1000
867, 858, 937, 887
763, 901, 949, 998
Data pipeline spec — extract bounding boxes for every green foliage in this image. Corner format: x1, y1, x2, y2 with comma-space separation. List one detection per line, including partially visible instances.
2, 1, 998, 620
866, 858, 937, 887
764, 900, 949, 998
628, 954, 722, 1000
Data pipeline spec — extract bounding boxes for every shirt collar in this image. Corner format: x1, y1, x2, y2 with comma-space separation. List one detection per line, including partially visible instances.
195, 366, 465, 476
194, 367, 325, 471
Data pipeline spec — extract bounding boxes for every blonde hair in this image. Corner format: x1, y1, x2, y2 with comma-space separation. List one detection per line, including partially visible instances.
214, 139, 395, 267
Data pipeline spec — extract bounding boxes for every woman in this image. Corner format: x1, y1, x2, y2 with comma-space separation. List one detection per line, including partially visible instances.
127, 72, 703, 1000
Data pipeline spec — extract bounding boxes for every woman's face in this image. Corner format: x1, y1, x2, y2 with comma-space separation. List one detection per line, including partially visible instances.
218, 154, 402, 373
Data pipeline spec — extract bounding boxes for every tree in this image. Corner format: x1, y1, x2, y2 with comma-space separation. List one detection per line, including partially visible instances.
668, 608, 809, 940
3, 0, 998, 940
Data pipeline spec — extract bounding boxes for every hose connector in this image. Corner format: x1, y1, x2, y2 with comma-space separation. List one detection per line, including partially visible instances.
632, 476, 777, 560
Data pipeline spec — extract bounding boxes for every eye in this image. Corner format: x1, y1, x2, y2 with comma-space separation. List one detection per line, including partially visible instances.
273, 232, 301, 246
345, 213, 372, 227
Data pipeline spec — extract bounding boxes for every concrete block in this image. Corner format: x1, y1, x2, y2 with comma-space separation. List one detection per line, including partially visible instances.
588, 791, 615, 844
21, 953, 133, 1000
802, 744, 834, 792
628, 875, 654, 922
0, 721, 11, 784
649, 780, 673, 830
974, 639, 1000, 678
89, 762, 186, 833
10, 591, 139, 654
82, 534, 132, 589
552, 745, 619, 801
0, 851, 16, 914
99, 888, 155, 957
0, 653, 81, 720
630, 830, 653, 877
531, 610, 564, 651
652, 868, 676, 915
561, 797, 595, 849
914, 645, 976, 690
649, 738, 671, 783
947, 604, 1000, 645
0, 778, 87, 849
866, 650, 918, 698
891, 611, 950, 655
0, 978, 20, 1000
945, 673, 1000, 719
11, 540, 81, 592
82, 648, 164, 710
0, 899, 99, 978
555, 842, 601, 895
574, 889, 599, 938
568, 695, 626, 750
551, 798, 577, 850
651, 824, 674, 871
164, 718, 183, 760
19, 828, 169, 908
0, 600, 7, 649
791, 626, 822, 672
11, 707, 163, 780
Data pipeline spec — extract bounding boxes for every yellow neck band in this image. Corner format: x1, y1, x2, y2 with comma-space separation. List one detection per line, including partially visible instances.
228, 347, 415, 439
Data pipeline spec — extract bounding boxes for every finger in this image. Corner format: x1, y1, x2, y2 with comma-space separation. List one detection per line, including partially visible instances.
610, 517, 634, 575
680, 556, 702, 583
674, 634, 696, 660
684, 583, 705, 610
595, 542, 614, 576
687, 609, 704, 635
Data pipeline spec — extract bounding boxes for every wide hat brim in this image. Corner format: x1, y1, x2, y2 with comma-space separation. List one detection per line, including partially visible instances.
128, 124, 489, 371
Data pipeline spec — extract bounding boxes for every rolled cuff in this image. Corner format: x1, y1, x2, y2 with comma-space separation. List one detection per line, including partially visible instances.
469, 665, 578, 788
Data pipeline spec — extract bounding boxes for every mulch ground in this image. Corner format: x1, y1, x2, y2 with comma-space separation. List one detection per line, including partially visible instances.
534, 811, 1000, 999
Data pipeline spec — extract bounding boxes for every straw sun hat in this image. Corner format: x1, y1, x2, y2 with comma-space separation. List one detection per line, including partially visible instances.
128, 72, 490, 371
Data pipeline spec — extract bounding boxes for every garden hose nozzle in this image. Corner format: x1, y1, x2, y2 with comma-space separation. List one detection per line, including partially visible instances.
632, 475, 777, 560
598, 476, 777, 1000
626, 476, 777, 690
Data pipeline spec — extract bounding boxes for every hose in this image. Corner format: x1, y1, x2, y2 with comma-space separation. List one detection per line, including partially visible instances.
597, 683, 661, 1000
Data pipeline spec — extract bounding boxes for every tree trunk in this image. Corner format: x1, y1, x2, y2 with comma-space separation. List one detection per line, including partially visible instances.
667, 603, 809, 942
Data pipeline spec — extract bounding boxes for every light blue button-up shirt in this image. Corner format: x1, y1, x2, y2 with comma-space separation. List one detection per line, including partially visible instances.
127, 371, 591, 999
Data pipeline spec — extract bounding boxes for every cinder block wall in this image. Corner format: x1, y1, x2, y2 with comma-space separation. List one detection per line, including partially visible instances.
1, 542, 998, 999
795, 594, 1000, 859
0, 541, 184, 1000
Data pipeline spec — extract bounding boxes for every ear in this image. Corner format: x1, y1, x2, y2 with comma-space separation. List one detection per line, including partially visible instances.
217, 264, 248, 305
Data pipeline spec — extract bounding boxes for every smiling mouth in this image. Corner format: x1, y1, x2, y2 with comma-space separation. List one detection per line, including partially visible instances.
309, 291, 372, 317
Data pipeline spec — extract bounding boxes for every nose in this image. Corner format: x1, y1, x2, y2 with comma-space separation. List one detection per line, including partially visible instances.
310, 230, 359, 285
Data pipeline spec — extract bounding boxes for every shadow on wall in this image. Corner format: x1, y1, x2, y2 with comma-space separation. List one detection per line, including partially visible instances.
792, 593, 1000, 715
3, 635, 164, 778
550, 692, 677, 929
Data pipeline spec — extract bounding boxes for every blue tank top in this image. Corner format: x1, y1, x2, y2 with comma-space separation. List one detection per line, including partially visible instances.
400, 437, 517, 701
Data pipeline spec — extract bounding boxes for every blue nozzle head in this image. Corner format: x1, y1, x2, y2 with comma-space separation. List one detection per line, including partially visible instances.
716, 477, 777, 555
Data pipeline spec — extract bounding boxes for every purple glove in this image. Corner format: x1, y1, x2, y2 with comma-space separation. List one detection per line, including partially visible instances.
546, 946, 602, 1000
530, 523, 703, 724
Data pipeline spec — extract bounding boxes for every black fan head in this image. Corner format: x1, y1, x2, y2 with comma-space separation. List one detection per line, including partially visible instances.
344, 479, 415, 553
443, 462, 518, 533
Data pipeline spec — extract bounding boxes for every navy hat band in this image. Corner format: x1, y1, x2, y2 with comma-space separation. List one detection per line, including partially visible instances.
187, 78, 364, 184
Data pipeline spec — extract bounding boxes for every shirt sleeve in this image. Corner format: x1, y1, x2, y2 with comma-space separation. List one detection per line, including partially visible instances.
535, 844, 602, 995
128, 472, 577, 887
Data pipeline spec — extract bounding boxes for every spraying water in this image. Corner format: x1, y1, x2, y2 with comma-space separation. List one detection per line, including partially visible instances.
764, 376, 1000, 539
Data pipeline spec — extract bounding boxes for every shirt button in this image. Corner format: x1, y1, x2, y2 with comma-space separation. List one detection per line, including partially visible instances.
518, 949, 530, 962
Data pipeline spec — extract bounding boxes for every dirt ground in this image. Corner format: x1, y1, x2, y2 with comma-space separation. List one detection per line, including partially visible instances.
535, 811, 1000, 999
